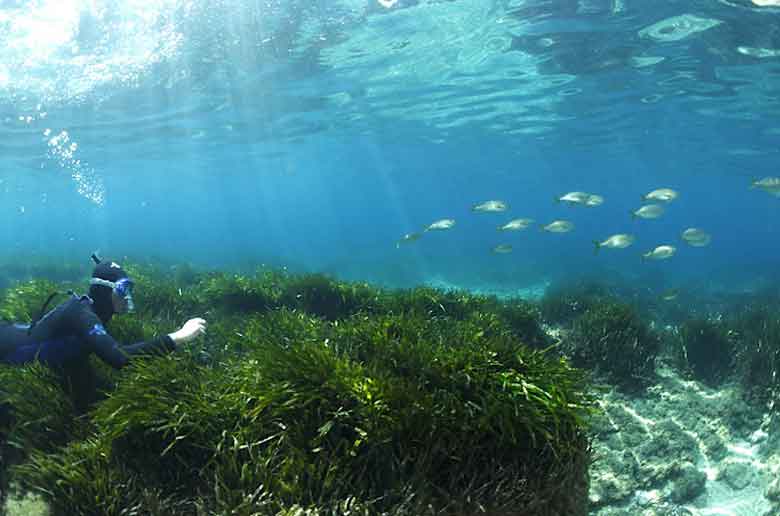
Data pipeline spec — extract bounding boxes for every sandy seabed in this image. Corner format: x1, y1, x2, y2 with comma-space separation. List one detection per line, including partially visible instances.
589, 363, 779, 516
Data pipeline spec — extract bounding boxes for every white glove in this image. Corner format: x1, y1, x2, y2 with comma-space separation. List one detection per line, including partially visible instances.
169, 317, 207, 345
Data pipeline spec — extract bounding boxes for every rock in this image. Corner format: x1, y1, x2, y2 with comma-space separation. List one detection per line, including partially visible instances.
635, 490, 661, 507
726, 402, 763, 438
589, 472, 634, 506
590, 410, 620, 436
760, 424, 780, 457
638, 419, 698, 465
717, 459, 755, 490
670, 463, 707, 504
639, 460, 681, 488
654, 506, 694, 516
702, 432, 728, 462
751, 429, 768, 444
765, 477, 780, 502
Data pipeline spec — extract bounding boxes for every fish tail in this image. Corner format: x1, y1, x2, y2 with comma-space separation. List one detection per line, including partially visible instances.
592, 241, 601, 254
630, 210, 637, 220
553, 196, 560, 204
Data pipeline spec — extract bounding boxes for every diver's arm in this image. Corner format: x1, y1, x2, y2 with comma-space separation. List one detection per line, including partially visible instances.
75, 309, 176, 369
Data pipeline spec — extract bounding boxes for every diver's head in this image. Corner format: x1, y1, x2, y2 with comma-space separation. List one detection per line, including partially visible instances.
88, 256, 135, 322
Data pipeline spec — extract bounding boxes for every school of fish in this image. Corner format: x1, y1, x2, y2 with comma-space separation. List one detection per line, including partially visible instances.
396, 177, 780, 263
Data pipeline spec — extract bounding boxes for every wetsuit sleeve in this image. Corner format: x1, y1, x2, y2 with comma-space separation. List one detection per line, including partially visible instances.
74, 308, 176, 369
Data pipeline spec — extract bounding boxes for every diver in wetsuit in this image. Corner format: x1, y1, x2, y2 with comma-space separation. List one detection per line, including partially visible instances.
0, 255, 207, 369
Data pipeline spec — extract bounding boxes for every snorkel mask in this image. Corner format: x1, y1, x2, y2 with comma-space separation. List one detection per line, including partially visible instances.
89, 253, 135, 313
89, 277, 135, 313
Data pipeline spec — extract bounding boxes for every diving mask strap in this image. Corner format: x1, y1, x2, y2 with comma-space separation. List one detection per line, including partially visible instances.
89, 278, 116, 289
90, 278, 134, 312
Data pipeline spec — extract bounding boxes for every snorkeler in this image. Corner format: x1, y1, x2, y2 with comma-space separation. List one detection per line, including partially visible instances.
0, 254, 206, 369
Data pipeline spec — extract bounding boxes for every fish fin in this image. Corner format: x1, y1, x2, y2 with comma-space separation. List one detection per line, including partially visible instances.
593, 241, 601, 255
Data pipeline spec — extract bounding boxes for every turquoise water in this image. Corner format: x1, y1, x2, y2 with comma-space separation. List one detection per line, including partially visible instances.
2, 0, 780, 293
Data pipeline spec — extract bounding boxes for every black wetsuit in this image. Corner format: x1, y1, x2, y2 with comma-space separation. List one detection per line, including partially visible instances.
0, 294, 175, 369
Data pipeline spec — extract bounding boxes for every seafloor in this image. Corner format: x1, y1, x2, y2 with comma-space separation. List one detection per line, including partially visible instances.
431, 278, 780, 516
5, 366, 776, 516
2, 270, 780, 516
589, 365, 776, 516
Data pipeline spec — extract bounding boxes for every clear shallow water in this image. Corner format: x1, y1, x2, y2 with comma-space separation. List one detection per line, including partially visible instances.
1, 0, 780, 293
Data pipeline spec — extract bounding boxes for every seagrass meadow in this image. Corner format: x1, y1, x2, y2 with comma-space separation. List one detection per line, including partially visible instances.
0, 262, 596, 516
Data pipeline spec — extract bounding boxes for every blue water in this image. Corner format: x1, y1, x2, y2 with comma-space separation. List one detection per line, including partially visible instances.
2, 0, 780, 294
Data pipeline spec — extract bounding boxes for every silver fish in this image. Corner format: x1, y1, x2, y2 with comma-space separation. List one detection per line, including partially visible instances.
751, 176, 780, 189
396, 232, 422, 248
585, 194, 604, 207
643, 245, 676, 260
542, 220, 574, 233
681, 228, 711, 247
751, 177, 780, 196
425, 219, 456, 231
643, 188, 678, 203
472, 200, 508, 212
632, 204, 665, 219
492, 244, 513, 254
556, 191, 590, 205
594, 234, 635, 252
498, 218, 534, 231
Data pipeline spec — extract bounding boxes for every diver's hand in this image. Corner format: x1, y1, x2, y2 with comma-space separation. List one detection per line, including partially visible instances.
169, 317, 207, 345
